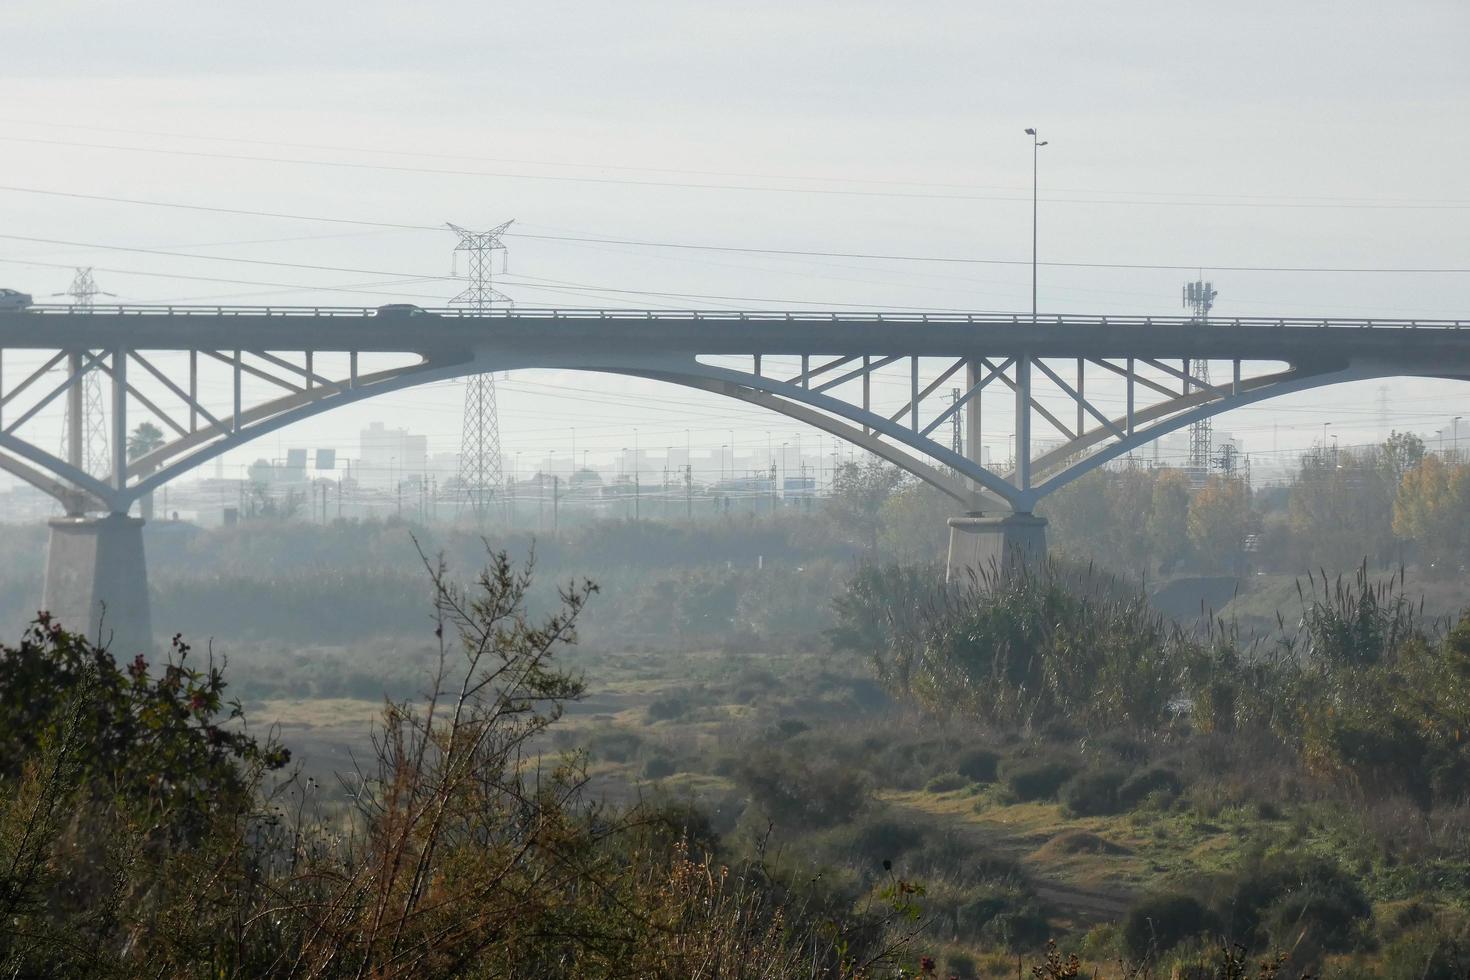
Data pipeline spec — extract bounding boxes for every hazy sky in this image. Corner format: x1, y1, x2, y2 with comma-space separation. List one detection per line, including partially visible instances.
3, 0, 1468, 484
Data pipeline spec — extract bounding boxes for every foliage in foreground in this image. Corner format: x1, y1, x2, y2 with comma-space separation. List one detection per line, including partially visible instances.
0, 549, 903, 979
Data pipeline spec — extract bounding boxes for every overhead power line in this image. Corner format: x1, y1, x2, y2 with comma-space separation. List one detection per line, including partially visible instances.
0, 251, 979, 311
505, 232, 1470, 275
5, 135, 1470, 211
5, 116, 1463, 205
0, 185, 439, 232
2, 227, 1466, 277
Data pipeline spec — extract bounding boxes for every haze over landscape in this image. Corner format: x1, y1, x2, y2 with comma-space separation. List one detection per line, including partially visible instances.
2, 2, 1469, 977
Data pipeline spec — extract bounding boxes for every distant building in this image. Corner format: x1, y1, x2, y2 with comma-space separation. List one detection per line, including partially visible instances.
359, 421, 427, 487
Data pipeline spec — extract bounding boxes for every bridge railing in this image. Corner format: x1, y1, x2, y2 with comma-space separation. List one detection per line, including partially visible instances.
10, 305, 1470, 330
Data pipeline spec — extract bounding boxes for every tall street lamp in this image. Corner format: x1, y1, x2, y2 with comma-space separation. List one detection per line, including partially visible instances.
1024, 127, 1049, 322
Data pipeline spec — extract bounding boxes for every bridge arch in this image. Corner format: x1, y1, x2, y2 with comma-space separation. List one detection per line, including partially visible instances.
3, 308, 1470, 520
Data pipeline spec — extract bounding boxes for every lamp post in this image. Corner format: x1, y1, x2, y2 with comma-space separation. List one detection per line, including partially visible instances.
1024, 127, 1049, 322
1454, 416, 1463, 458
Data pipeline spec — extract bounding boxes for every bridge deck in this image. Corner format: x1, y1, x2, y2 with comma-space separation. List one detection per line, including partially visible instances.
4, 306, 1468, 363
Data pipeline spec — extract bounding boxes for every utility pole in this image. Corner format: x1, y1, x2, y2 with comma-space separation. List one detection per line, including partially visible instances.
447, 220, 513, 522
1184, 280, 1218, 475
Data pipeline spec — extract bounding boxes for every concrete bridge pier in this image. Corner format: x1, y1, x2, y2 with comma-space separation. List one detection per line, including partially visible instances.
42, 514, 153, 654
946, 512, 1048, 584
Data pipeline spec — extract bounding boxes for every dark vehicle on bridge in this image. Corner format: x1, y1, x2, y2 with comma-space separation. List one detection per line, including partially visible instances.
375, 303, 435, 317
0, 289, 33, 311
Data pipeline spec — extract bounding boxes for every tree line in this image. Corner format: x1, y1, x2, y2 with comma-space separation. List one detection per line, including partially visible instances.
1041, 432, 1470, 576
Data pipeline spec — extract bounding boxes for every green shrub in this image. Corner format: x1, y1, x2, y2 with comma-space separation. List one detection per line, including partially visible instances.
925, 771, 970, 793
855, 560, 1183, 731
820, 813, 927, 869
860, 734, 965, 790
953, 882, 1046, 947
943, 948, 978, 979
955, 747, 1001, 783
645, 693, 691, 722
642, 755, 677, 779
1059, 766, 1129, 816
1095, 730, 1150, 764
1117, 767, 1183, 809
1378, 927, 1470, 980
1121, 892, 1215, 962
982, 904, 1051, 951
1262, 885, 1370, 958
592, 729, 644, 763
735, 748, 870, 829
1001, 753, 1081, 802
1211, 854, 1370, 952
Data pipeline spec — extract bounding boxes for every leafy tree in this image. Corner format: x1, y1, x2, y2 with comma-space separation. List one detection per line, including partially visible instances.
1381, 429, 1426, 482
877, 481, 954, 564
0, 615, 288, 822
1188, 476, 1249, 573
827, 458, 908, 552
127, 421, 166, 519
1393, 454, 1470, 570
1102, 468, 1157, 573
1288, 443, 1401, 570
1147, 469, 1191, 572
1040, 470, 1112, 562
125, 421, 165, 461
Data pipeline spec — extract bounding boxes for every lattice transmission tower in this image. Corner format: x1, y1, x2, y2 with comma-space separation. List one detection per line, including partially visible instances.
447, 221, 514, 518
949, 386, 964, 473
56, 268, 112, 477
1183, 280, 1217, 473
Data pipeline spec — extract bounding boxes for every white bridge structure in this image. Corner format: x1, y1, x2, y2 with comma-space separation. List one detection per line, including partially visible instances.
3, 304, 1469, 650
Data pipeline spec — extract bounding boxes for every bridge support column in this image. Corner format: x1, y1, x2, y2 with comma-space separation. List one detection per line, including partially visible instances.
946, 513, 1047, 584
42, 514, 153, 654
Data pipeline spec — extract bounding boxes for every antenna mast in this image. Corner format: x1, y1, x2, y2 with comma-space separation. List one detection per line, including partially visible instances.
447, 221, 513, 519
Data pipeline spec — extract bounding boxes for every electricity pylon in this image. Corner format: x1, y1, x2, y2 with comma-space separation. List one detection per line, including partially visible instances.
55, 268, 112, 478
1183, 280, 1217, 474
447, 221, 513, 519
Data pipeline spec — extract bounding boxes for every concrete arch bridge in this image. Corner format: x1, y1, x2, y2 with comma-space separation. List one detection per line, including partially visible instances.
2, 304, 1468, 649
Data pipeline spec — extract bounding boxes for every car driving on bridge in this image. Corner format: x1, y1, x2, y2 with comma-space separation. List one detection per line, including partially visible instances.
0, 289, 33, 311
375, 303, 435, 317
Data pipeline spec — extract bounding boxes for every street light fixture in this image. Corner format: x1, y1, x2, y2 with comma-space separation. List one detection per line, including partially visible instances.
1024, 127, 1049, 322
